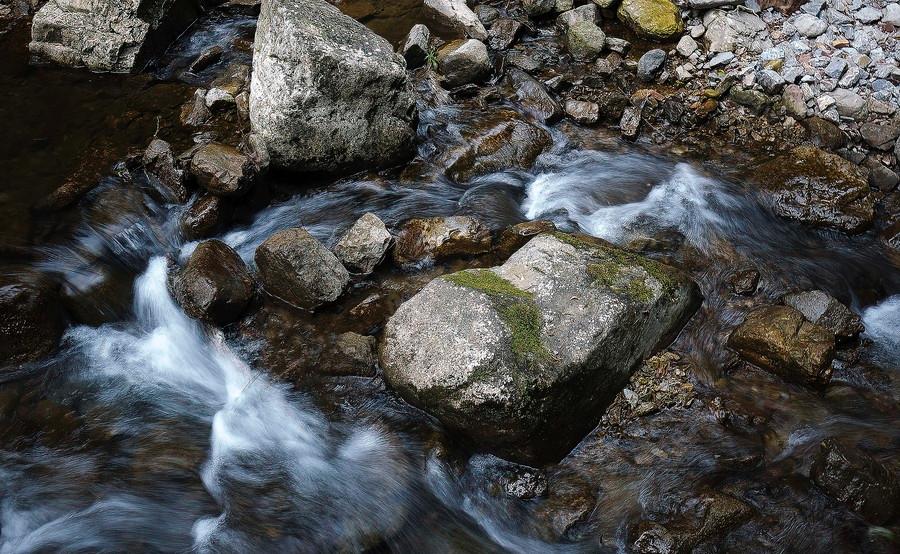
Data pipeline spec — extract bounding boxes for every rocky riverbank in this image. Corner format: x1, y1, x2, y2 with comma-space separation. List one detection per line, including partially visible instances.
1, 0, 899, 552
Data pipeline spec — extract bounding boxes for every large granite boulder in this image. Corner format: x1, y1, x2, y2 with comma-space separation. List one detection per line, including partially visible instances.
30, 0, 203, 72
255, 228, 350, 310
754, 146, 875, 234
171, 240, 255, 325
381, 233, 701, 464
250, 0, 417, 174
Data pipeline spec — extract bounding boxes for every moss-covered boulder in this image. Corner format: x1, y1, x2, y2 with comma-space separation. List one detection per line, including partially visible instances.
380, 233, 701, 464
617, 0, 684, 41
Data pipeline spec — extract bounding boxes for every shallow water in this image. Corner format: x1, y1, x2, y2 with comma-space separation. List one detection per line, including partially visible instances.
1, 6, 899, 553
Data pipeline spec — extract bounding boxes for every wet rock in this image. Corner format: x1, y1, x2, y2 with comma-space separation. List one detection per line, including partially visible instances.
189, 143, 256, 197
180, 89, 211, 127
865, 161, 899, 192
381, 233, 702, 464
506, 69, 563, 123
402, 23, 430, 70
755, 146, 874, 234
188, 45, 224, 73
205, 87, 235, 111
633, 492, 753, 553
475, 5, 499, 26
782, 290, 863, 341
171, 240, 254, 325
468, 454, 548, 500
180, 194, 233, 241
802, 116, 846, 151
423, 0, 487, 41
29, 0, 202, 72
617, 0, 684, 41
488, 18, 522, 51
251, 0, 416, 174
620, 105, 642, 140
564, 99, 599, 124
860, 122, 900, 152
729, 87, 770, 115
255, 228, 350, 310
810, 439, 899, 525
143, 139, 187, 203
0, 276, 65, 370
556, 4, 598, 29
728, 305, 834, 387
318, 332, 377, 377
533, 477, 596, 539
444, 114, 552, 181
726, 269, 760, 296
60, 266, 133, 327
437, 39, 491, 88
392, 216, 492, 266
565, 20, 606, 61
637, 49, 666, 82
333, 212, 393, 275
494, 220, 558, 259
523, 0, 556, 17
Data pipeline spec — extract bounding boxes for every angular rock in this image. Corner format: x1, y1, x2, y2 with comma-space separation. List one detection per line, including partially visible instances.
392, 216, 492, 265
402, 23, 430, 69
727, 269, 760, 296
728, 305, 834, 387
617, 0, 684, 41
810, 439, 899, 525
754, 146, 874, 234
250, 0, 416, 173
702, 9, 769, 54
756, 69, 785, 93
423, 0, 487, 40
437, 39, 491, 88
0, 276, 65, 370
181, 89, 211, 127
333, 212, 393, 275
319, 332, 377, 377
633, 493, 753, 553
566, 19, 606, 60
506, 69, 563, 123
494, 221, 558, 260
488, 18, 522, 51
381, 233, 701, 464
781, 84, 807, 117
556, 4, 598, 30
859, 122, 900, 151
831, 88, 865, 118
783, 290, 863, 340
143, 139, 188, 203
180, 194, 233, 240
637, 48, 666, 82
189, 143, 256, 197
564, 99, 600, 124
794, 14, 827, 38
523, 0, 556, 17
676, 35, 698, 57
29, 0, 203, 72
254, 228, 350, 310
443, 112, 552, 181
171, 240, 254, 325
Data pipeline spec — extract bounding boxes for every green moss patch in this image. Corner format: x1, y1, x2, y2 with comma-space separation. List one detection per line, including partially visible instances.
444, 270, 551, 365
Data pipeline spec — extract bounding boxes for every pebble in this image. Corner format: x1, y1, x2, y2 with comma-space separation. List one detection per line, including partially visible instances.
854, 7, 882, 24
756, 69, 785, 93
794, 14, 828, 38
824, 58, 848, 79
637, 49, 667, 82
676, 35, 698, 57
707, 52, 735, 68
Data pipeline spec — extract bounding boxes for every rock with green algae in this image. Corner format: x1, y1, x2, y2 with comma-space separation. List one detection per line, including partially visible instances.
617, 0, 684, 41
380, 232, 702, 465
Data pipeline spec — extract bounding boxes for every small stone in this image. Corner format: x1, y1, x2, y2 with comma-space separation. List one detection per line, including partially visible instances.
556, 4, 598, 29
566, 20, 606, 61
675, 35, 697, 58
188, 45, 224, 73
854, 6, 882, 24
205, 88, 235, 111
333, 213, 393, 275
171, 240, 254, 325
756, 69, 785, 93
437, 39, 491, 88
884, 4, 900, 26
605, 37, 630, 55
816, 95, 835, 111
690, 24, 705, 39
794, 14, 827, 38
488, 18, 523, 51
637, 49, 666, 82
782, 84, 807, 117
706, 51, 734, 68
783, 290, 864, 340
402, 24, 430, 69
564, 99, 600, 124
190, 143, 256, 197
522, 0, 556, 17
475, 5, 500, 26
727, 269, 760, 296
837, 65, 860, 88
860, 122, 900, 151
620, 106, 642, 139
823, 58, 848, 79
830, 88, 866, 118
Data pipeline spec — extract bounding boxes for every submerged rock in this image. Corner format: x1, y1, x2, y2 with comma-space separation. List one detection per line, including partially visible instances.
333, 213, 393, 275
250, 0, 416, 174
318, 332, 377, 377
632, 492, 753, 553
782, 290, 863, 341
728, 305, 834, 387
171, 240, 254, 325
29, 0, 203, 72
381, 233, 701, 464
505, 69, 563, 124
0, 276, 65, 370
754, 146, 875, 234
444, 113, 552, 182
392, 216, 491, 266
255, 228, 350, 310
810, 439, 900, 525
617, 0, 684, 41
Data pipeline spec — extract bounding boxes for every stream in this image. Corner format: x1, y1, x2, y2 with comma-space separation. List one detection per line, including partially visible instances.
1, 4, 899, 553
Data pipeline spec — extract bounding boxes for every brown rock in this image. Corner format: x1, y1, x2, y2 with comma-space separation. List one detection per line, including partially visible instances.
171, 240, 254, 325
0, 276, 65, 370
444, 112, 552, 181
189, 143, 256, 197
493, 220, 557, 259
143, 139, 188, 203
393, 216, 492, 265
180, 194, 233, 240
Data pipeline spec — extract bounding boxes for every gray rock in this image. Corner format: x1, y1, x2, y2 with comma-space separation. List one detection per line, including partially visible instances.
707, 51, 735, 68
143, 139, 187, 203
620, 105, 642, 139
837, 65, 861, 88
424, 0, 487, 40
381, 233, 701, 464
488, 18, 523, 51
402, 23, 430, 69
181, 89, 211, 127
475, 5, 500, 26
884, 4, 900, 26
506, 68, 563, 123
255, 228, 350, 310
783, 290, 863, 340
29, 0, 202, 72
566, 19, 606, 61
855, 6, 882, 24
637, 49, 666, 82
604, 37, 631, 55
190, 143, 256, 197
866, 163, 899, 192
205, 87, 235, 110
703, 9, 770, 54
756, 69, 785, 93
830, 88, 866, 117
859, 121, 900, 151
250, 0, 416, 174
522, 0, 556, 17
824, 58, 847, 79
333, 213, 393, 275
794, 14, 827, 38
556, 4, 598, 29
171, 240, 254, 325
437, 38, 491, 88
676, 35, 698, 57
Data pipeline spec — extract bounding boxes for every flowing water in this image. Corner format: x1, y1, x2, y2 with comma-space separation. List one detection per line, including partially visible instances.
1, 6, 899, 553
